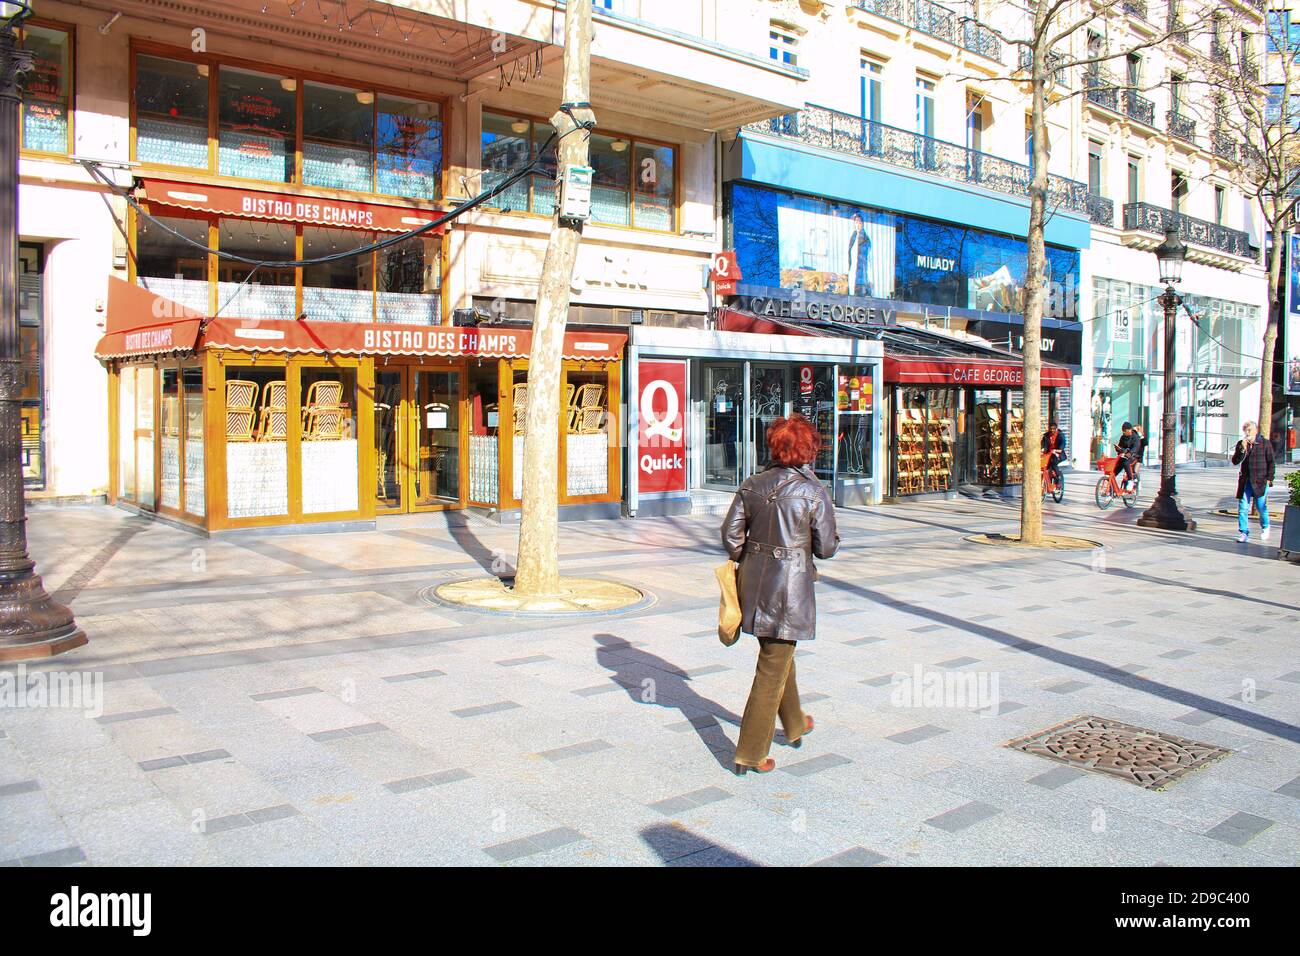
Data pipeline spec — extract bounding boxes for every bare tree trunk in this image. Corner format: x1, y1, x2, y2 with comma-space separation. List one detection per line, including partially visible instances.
513, 2, 593, 597
1259, 202, 1283, 447
1019, 21, 1049, 545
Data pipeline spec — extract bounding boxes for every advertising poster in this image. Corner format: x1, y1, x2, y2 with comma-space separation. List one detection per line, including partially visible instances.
637, 360, 688, 494
730, 183, 1080, 320
1288, 236, 1300, 396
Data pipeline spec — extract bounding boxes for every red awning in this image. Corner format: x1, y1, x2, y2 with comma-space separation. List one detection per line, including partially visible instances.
94, 279, 625, 362
137, 178, 444, 234
885, 356, 1073, 389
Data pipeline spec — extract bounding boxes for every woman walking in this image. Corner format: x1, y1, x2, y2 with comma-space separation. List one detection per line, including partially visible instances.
721, 415, 840, 775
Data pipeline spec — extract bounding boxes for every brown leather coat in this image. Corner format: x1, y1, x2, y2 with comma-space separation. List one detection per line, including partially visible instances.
720, 464, 840, 641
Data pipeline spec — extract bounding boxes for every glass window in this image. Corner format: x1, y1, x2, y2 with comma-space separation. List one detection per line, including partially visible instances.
218, 67, 296, 182
468, 362, 500, 505
300, 367, 359, 514
590, 133, 631, 226
224, 366, 288, 518
118, 366, 136, 501
137, 214, 210, 315
377, 93, 442, 200
529, 120, 558, 217
136, 55, 210, 169
769, 26, 797, 66
301, 227, 374, 323
482, 113, 532, 212
861, 57, 883, 124
20, 25, 72, 154
377, 235, 440, 325
19, 244, 45, 490
160, 366, 182, 510
183, 366, 205, 516
837, 367, 874, 481
135, 365, 156, 509
915, 76, 935, 138
413, 369, 460, 505
633, 142, 674, 232
217, 219, 297, 320
974, 390, 1005, 486
303, 81, 374, 192
565, 367, 610, 497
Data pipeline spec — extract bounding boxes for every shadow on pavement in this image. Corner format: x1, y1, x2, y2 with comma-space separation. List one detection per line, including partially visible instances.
640, 823, 761, 867
820, 576, 1300, 745
1099, 565, 1299, 613
594, 633, 742, 771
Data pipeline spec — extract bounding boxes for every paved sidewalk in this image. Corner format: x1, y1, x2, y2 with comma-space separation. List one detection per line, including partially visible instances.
2, 464, 1297, 866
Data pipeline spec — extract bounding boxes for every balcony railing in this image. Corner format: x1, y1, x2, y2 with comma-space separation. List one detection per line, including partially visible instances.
1242, 60, 1259, 84
852, 0, 1002, 62
1168, 14, 1189, 45
1167, 111, 1196, 144
1122, 202, 1252, 258
1018, 47, 1068, 85
1124, 90, 1156, 127
1122, 0, 1148, 20
745, 104, 1088, 216
1087, 192, 1115, 227
1211, 131, 1237, 162
1085, 72, 1119, 111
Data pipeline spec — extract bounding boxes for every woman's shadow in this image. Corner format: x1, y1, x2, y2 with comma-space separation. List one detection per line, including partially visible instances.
593, 633, 743, 771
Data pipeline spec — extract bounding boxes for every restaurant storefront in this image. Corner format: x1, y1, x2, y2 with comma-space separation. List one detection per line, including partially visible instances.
97, 278, 624, 532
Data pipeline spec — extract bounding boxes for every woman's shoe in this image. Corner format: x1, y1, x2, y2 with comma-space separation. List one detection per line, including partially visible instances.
735, 758, 776, 775
790, 715, 815, 748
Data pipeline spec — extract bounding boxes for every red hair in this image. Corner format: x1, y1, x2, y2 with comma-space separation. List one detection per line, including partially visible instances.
766, 414, 821, 467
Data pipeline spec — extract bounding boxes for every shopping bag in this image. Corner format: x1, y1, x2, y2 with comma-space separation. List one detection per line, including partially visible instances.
714, 560, 742, 647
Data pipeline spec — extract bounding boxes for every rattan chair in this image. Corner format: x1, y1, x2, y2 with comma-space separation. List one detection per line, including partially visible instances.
257, 381, 288, 441
303, 380, 346, 441
225, 380, 259, 442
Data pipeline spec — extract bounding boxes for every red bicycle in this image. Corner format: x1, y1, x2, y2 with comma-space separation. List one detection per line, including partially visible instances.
1095, 456, 1141, 509
1041, 452, 1065, 503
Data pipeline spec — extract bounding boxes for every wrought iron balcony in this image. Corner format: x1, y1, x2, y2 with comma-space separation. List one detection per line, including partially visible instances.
1167, 111, 1196, 144
1087, 192, 1115, 227
1122, 202, 1251, 258
1124, 90, 1156, 127
1242, 60, 1259, 84
851, 0, 1001, 62
1167, 13, 1189, 45
1085, 72, 1119, 111
1122, 0, 1148, 20
1018, 47, 1068, 85
745, 105, 1088, 216
1211, 130, 1237, 162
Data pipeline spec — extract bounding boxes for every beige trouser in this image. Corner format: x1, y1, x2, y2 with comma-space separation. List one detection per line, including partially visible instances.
734, 637, 806, 767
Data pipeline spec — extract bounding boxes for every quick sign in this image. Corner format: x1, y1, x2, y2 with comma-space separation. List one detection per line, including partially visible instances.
637, 360, 687, 494
711, 251, 741, 295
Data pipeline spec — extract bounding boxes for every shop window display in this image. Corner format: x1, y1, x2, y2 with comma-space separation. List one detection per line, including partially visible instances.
160, 367, 182, 509
300, 368, 359, 514
1005, 391, 1026, 484
20, 25, 71, 154
218, 67, 296, 183
302, 227, 374, 323
135, 55, 209, 168
837, 368, 873, 481
377, 236, 439, 325
135, 366, 156, 509
136, 215, 210, 315
217, 219, 296, 320
224, 366, 288, 518
183, 367, 205, 516
565, 368, 610, 497
975, 390, 1005, 485
468, 364, 501, 505
118, 366, 137, 500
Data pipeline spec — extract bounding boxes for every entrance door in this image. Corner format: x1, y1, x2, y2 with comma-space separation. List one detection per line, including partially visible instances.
703, 362, 743, 489
749, 364, 791, 473
374, 366, 465, 513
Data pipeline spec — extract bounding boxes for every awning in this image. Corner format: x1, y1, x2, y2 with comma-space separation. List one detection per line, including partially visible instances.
95, 279, 624, 362
137, 178, 444, 234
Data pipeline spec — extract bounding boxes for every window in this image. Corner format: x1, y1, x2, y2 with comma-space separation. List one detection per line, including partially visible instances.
1026, 115, 1035, 167
218, 67, 297, 182
136, 214, 210, 315
19, 23, 73, 154
1126, 53, 1141, 88
1170, 73, 1183, 115
1088, 142, 1104, 195
915, 75, 936, 138
482, 112, 674, 231
1267, 11, 1289, 52
1215, 185, 1226, 225
300, 366, 359, 515
1127, 156, 1141, 204
136, 56, 210, 169
19, 244, 45, 490
966, 92, 986, 154
1266, 85, 1285, 124
861, 55, 883, 124
216, 218, 297, 320
1171, 171, 1188, 214
769, 24, 798, 66
1240, 31, 1252, 66
377, 235, 441, 325
134, 53, 441, 200
301, 227, 375, 324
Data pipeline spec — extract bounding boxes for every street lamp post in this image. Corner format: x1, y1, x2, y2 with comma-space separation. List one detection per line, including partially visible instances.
0, 1, 86, 661
1136, 226, 1197, 532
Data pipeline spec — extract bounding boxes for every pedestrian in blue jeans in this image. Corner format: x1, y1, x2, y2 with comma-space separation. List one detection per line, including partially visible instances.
1231, 421, 1276, 543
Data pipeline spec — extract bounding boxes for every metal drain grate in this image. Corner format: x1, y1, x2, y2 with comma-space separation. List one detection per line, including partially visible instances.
1007, 715, 1232, 790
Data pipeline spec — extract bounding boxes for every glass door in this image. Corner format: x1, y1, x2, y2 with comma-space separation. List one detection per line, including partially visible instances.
411, 368, 464, 508
374, 367, 405, 511
749, 364, 791, 474
703, 362, 743, 489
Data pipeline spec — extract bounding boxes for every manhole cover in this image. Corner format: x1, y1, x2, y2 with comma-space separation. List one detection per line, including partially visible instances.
1007, 715, 1231, 791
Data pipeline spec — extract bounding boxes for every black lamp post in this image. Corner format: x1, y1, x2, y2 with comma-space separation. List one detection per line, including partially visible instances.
1136, 226, 1197, 532
0, 1, 86, 661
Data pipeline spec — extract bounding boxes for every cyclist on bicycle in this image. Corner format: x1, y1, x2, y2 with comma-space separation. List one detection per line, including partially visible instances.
1115, 421, 1141, 491
1041, 421, 1067, 490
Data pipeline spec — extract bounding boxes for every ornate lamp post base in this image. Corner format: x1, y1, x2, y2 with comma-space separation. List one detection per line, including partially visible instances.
0, 567, 86, 662
1136, 478, 1198, 532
